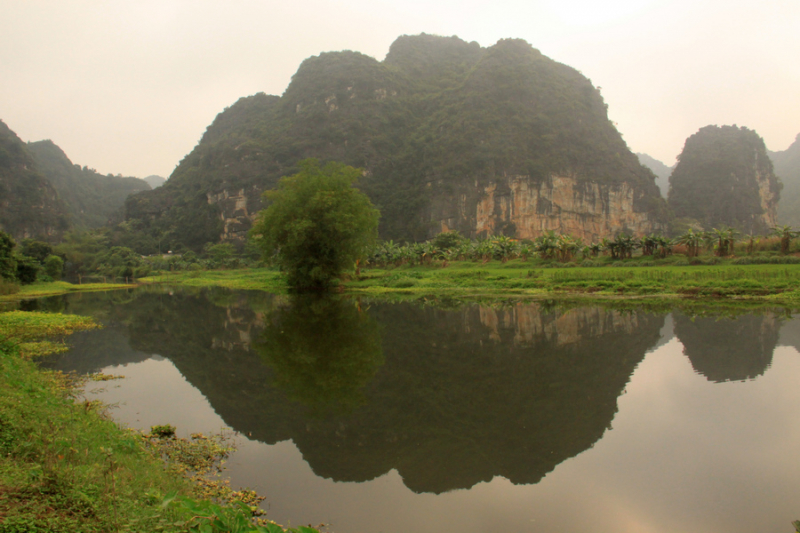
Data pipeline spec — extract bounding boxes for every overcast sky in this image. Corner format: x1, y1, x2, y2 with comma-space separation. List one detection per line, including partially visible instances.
1, 0, 798, 179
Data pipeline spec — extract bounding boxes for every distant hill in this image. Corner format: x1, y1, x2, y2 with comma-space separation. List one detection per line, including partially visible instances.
769, 133, 800, 227
668, 125, 779, 234
0, 120, 69, 242
123, 34, 666, 252
142, 175, 166, 188
636, 153, 672, 198
27, 140, 151, 230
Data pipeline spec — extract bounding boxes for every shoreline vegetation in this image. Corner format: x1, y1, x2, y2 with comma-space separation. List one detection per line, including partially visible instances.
0, 310, 321, 533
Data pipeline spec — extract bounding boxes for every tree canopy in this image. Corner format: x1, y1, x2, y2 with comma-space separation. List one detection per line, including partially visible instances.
250, 159, 379, 290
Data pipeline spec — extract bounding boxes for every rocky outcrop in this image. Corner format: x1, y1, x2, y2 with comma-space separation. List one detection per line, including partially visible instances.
756, 162, 778, 229
429, 174, 663, 241
206, 186, 263, 241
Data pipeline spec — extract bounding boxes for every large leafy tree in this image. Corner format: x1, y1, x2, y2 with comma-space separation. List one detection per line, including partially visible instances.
250, 159, 379, 290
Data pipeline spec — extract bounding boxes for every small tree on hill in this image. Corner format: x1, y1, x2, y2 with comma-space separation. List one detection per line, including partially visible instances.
249, 159, 379, 290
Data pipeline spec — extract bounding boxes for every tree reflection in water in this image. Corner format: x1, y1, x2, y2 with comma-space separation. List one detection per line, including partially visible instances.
256, 294, 384, 416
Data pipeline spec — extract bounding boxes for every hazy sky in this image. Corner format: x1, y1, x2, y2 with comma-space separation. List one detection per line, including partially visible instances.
1, 0, 798, 179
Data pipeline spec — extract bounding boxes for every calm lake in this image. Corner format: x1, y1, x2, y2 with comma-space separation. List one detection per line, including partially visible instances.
31, 286, 800, 533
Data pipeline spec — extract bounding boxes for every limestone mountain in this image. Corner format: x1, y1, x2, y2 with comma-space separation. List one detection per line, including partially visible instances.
26, 140, 151, 230
0, 120, 69, 242
124, 34, 667, 252
143, 175, 166, 188
769, 133, 800, 227
636, 153, 672, 198
668, 125, 780, 234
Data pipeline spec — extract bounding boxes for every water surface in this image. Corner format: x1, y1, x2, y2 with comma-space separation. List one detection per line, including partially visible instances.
36, 287, 800, 532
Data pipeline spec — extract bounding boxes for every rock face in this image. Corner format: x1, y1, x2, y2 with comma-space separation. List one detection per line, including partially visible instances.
429, 174, 663, 242
123, 34, 667, 251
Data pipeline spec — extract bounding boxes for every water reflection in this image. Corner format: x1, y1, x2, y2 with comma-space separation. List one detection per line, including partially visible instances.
673, 313, 781, 382
41, 288, 673, 494
34, 288, 800, 531
256, 295, 384, 415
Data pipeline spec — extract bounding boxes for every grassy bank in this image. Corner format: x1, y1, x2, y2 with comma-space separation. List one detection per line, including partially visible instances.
141, 262, 800, 303
0, 280, 136, 303
0, 310, 319, 533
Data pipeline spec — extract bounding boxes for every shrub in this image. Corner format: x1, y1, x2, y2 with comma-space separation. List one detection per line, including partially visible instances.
43, 255, 64, 280
15, 255, 38, 284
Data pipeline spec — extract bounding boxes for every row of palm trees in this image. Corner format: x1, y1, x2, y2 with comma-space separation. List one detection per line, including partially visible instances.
676, 225, 800, 258
366, 226, 799, 268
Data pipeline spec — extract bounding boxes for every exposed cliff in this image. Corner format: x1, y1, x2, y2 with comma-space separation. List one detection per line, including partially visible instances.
124, 34, 667, 251
669, 125, 780, 234
0, 120, 69, 242
429, 173, 660, 241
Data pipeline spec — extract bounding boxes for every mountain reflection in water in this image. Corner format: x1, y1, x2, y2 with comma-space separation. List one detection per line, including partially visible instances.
40, 288, 793, 496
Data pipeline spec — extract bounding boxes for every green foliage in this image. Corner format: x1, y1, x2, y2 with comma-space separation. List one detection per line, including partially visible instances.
44, 254, 64, 280
431, 230, 466, 250
89, 246, 145, 279
20, 239, 53, 263
204, 243, 235, 261
669, 125, 780, 234
0, 230, 17, 280
14, 254, 38, 284
250, 159, 379, 290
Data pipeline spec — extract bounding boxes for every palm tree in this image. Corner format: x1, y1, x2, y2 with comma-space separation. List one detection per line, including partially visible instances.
494, 236, 520, 263
610, 234, 636, 259
770, 225, 799, 254
535, 231, 558, 260
654, 236, 673, 259
710, 227, 738, 257
556, 234, 579, 262
677, 229, 703, 258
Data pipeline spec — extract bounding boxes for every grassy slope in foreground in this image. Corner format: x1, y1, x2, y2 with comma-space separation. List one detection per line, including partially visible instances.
0, 310, 319, 533
142, 263, 800, 302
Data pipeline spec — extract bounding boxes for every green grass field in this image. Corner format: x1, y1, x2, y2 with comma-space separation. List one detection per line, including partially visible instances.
134, 261, 800, 304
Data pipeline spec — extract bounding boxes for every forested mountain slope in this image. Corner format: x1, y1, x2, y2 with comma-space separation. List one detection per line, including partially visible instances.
124, 34, 667, 251
769, 133, 800, 227
27, 140, 151, 230
0, 120, 69, 242
668, 125, 780, 234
